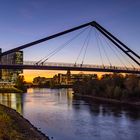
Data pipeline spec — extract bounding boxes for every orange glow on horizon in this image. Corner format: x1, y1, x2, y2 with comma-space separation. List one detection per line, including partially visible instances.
23, 70, 58, 82
23, 70, 107, 82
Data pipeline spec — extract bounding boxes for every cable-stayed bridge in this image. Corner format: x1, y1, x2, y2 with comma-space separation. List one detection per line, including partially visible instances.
0, 21, 140, 74
0, 61, 139, 74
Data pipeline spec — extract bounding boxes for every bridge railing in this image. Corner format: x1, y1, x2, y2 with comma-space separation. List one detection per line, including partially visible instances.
22, 61, 140, 72
0, 61, 140, 72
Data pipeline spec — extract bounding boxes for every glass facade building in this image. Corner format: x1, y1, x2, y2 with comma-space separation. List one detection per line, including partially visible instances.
0, 49, 23, 81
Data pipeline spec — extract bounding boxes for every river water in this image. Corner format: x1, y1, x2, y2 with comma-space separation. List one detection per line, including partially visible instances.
0, 88, 140, 140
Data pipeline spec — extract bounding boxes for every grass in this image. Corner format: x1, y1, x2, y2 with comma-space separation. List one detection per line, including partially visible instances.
0, 105, 48, 140
0, 106, 23, 140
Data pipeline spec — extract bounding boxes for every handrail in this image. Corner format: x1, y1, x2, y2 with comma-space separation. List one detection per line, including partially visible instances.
0, 61, 139, 71
8, 61, 140, 71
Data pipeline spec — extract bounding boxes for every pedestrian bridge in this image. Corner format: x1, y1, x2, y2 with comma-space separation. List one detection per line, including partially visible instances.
0, 61, 140, 74
0, 21, 140, 74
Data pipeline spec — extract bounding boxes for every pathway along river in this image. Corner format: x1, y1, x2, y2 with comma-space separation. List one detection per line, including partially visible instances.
0, 88, 140, 140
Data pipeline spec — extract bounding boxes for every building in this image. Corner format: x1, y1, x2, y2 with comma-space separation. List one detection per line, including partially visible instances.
52, 70, 98, 86
0, 81, 15, 88
0, 49, 23, 82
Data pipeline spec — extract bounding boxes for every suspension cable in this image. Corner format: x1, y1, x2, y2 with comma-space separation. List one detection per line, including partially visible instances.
99, 31, 135, 68
99, 32, 128, 68
114, 45, 135, 68
94, 29, 104, 67
36, 26, 89, 65
81, 28, 92, 66
95, 30, 112, 66
74, 27, 91, 65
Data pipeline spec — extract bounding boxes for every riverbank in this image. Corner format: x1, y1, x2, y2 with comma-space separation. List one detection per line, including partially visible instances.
73, 74, 140, 106
0, 104, 49, 140
0, 87, 24, 93
73, 93, 140, 107
29, 84, 73, 89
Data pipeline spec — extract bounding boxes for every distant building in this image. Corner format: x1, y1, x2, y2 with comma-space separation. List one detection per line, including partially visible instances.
52, 70, 98, 86
0, 81, 15, 88
0, 49, 23, 82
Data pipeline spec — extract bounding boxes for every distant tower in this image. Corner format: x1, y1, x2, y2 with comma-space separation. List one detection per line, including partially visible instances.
66, 70, 71, 84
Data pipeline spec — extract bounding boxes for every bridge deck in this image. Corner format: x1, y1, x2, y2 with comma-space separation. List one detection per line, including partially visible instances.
0, 61, 140, 74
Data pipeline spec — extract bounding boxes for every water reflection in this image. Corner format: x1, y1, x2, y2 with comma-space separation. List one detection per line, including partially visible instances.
0, 93, 23, 114
73, 96, 140, 120
0, 88, 140, 140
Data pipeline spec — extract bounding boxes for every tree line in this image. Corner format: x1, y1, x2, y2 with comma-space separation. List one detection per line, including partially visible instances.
73, 74, 140, 101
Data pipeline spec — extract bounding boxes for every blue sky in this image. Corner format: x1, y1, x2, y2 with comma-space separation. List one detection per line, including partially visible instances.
0, 0, 140, 68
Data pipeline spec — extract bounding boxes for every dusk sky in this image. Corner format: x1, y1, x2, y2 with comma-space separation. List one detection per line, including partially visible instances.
0, 0, 140, 81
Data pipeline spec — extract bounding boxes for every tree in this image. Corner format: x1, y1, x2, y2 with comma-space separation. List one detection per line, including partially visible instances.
15, 75, 26, 91
33, 76, 50, 87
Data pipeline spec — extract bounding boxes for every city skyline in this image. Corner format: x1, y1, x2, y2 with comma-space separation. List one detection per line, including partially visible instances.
0, 0, 140, 81
0, 2, 140, 139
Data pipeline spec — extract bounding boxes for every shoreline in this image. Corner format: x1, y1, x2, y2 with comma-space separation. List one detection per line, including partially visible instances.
29, 85, 73, 89
0, 87, 25, 93
73, 93, 140, 107
0, 104, 49, 140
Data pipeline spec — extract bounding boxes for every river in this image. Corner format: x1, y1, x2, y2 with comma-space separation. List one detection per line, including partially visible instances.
0, 88, 140, 140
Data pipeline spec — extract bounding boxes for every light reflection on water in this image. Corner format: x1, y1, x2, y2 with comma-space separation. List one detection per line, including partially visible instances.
0, 93, 23, 114
0, 88, 140, 140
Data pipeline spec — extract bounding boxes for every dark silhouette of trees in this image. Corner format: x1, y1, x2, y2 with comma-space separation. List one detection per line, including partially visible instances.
15, 75, 26, 92
33, 76, 50, 87
73, 74, 140, 101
